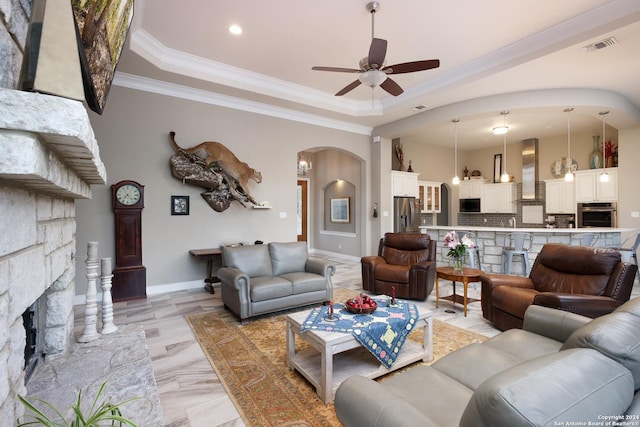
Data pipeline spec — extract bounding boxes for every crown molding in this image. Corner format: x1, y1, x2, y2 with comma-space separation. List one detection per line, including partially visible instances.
113, 73, 373, 136
128, 29, 387, 118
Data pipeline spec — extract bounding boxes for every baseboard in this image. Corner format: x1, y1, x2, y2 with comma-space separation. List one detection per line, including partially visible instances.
74, 279, 204, 305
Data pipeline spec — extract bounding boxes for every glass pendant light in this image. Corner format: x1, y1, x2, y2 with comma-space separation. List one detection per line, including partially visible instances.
599, 111, 609, 183
564, 108, 574, 182
452, 119, 460, 185
500, 111, 510, 183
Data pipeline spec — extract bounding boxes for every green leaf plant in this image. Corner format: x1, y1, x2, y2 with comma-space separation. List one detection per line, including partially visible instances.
16, 382, 149, 427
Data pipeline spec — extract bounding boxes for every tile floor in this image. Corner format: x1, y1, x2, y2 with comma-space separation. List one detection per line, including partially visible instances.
71, 253, 639, 427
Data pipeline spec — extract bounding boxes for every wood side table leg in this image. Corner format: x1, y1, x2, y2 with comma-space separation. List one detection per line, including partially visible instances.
435, 275, 440, 308
463, 278, 469, 317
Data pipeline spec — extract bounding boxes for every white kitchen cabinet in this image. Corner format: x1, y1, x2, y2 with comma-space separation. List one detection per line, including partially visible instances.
574, 169, 618, 202
483, 182, 516, 213
392, 171, 419, 197
418, 181, 441, 213
545, 179, 576, 214
458, 179, 485, 199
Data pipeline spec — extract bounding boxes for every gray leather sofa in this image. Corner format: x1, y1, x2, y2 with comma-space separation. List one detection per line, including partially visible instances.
335, 297, 640, 427
217, 242, 335, 322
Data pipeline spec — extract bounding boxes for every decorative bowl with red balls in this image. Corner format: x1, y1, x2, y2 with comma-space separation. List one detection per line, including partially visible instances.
344, 294, 378, 314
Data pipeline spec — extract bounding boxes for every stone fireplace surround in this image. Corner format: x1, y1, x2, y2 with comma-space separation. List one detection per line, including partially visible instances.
0, 88, 106, 423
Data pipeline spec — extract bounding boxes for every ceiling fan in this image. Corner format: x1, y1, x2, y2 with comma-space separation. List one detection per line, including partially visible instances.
312, 1, 440, 97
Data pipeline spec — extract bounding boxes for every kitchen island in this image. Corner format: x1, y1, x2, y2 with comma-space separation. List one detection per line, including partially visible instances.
419, 226, 633, 276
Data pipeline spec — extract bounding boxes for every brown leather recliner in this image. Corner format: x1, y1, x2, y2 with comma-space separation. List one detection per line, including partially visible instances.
361, 232, 437, 300
481, 243, 638, 330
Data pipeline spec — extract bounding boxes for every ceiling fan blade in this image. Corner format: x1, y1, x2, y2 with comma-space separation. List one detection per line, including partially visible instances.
368, 38, 387, 69
380, 77, 404, 96
312, 66, 362, 73
335, 80, 362, 96
384, 59, 440, 74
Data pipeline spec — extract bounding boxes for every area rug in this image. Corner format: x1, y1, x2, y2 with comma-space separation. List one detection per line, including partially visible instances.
185, 289, 487, 426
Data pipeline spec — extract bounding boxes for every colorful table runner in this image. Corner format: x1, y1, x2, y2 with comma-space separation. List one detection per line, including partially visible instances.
300, 299, 419, 368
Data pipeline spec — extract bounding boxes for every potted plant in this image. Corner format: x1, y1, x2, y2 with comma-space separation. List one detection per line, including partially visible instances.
16, 382, 148, 427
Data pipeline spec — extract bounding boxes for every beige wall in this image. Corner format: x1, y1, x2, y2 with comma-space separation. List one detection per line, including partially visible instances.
76, 86, 372, 294
618, 127, 640, 237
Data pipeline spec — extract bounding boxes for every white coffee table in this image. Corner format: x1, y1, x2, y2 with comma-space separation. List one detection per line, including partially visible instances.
285, 306, 433, 403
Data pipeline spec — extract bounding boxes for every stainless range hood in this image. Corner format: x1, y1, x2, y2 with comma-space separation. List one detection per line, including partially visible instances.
521, 138, 539, 200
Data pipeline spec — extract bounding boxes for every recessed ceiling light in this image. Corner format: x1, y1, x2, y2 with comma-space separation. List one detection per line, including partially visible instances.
229, 24, 242, 35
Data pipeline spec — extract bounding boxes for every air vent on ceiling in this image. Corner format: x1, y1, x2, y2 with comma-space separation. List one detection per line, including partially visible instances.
413, 104, 428, 111
584, 37, 618, 52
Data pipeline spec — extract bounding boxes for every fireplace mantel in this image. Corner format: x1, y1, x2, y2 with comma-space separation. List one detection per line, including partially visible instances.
0, 88, 106, 197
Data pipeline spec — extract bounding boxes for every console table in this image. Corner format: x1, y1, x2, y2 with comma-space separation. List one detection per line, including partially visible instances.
189, 248, 222, 294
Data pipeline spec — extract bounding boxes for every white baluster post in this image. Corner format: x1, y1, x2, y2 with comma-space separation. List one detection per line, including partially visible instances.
100, 257, 117, 334
78, 242, 101, 342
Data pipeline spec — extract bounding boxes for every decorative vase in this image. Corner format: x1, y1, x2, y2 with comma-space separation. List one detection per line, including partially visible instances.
589, 135, 603, 169
453, 256, 464, 275
606, 156, 613, 168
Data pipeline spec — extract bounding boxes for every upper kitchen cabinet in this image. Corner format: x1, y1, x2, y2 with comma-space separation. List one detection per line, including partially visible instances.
574, 168, 618, 202
458, 179, 485, 199
392, 171, 419, 197
483, 182, 516, 213
418, 181, 441, 213
545, 179, 576, 214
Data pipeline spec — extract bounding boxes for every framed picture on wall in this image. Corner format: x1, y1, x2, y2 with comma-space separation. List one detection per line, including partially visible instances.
330, 198, 350, 223
494, 154, 502, 183
171, 196, 189, 215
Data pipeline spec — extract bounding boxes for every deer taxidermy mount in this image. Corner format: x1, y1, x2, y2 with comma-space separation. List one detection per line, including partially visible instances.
168, 131, 262, 212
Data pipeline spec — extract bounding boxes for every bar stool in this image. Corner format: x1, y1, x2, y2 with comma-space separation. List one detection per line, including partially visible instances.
458, 231, 482, 270
501, 232, 532, 276
571, 233, 599, 247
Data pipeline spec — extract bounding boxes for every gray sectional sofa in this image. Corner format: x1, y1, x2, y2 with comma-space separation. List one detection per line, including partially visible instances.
335, 297, 640, 427
217, 241, 335, 322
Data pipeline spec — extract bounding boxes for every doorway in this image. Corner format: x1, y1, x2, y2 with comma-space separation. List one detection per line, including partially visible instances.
437, 183, 450, 225
297, 179, 308, 241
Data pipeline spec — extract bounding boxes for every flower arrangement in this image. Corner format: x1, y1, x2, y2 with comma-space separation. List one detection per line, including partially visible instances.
604, 139, 618, 167
444, 231, 475, 273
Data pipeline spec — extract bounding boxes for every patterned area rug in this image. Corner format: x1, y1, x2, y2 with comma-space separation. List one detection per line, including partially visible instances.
185, 289, 487, 426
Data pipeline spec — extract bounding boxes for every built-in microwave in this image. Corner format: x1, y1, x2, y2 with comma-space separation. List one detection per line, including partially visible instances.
460, 198, 481, 213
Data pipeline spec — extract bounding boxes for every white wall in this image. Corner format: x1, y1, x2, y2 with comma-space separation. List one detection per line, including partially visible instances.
75, 86, 372, 294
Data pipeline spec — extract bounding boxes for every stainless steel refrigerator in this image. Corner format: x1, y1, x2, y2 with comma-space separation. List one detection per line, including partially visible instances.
394, 196, 421, 233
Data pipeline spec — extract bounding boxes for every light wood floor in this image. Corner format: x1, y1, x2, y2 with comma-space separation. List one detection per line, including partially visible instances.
74, 253, 638, 426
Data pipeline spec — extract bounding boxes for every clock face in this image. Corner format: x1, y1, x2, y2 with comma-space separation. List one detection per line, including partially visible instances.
116, 184, 141, 206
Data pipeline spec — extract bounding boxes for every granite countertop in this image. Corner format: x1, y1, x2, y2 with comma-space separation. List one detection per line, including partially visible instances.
418, 226, 634, 233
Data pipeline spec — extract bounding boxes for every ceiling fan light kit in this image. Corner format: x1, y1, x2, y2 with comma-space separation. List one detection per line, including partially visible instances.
312, 1, 439, 97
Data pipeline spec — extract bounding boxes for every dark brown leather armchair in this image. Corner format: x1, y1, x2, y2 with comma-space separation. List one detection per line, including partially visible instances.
481, 243, 638, 330
361, 232, 437, 300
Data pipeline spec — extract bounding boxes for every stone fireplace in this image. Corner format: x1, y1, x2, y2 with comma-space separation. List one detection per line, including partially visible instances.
0, 88, 106, 423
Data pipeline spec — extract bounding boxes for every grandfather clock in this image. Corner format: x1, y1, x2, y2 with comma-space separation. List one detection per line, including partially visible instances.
111, 180, 146, 302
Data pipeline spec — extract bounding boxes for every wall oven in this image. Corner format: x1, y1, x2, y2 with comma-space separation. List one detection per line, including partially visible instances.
577, 202, 617, 228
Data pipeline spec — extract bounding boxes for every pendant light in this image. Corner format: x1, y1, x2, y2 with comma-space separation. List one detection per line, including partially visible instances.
564, 108, 574, 182
452, 119, 460, 185
500, 111, 510, 183
599, 111, 609, 183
